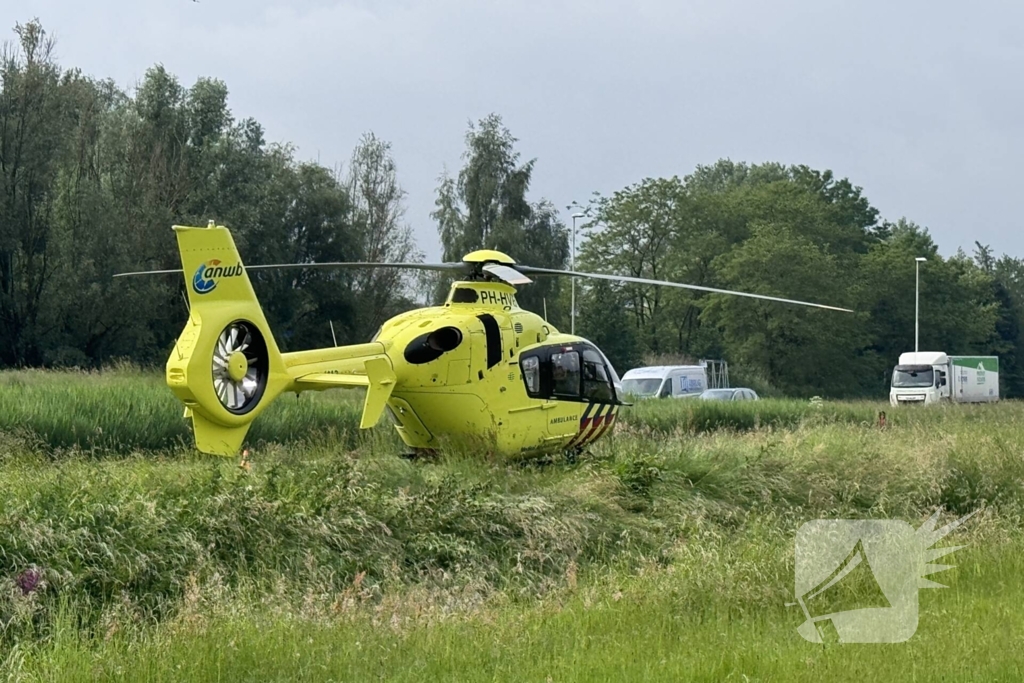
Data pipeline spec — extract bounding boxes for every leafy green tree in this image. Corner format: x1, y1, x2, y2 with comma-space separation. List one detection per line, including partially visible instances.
0, 21, 422, 366
685, 160, 878, 254
575, 279, 640, 375
987, 282, 1024, 398
432, 114, 568, 316
579, 177, 692, 354
994, 255, 1024, 306
0, 21, 85, 365
435, 114, 532, 259
346, 132, 422, 339
789, 165, 880, 249
973, 241, 996, 273
856, 222, 999, 392
705, 223, 867, 396
980, 249, 1024, 397
579, 161, 880, 368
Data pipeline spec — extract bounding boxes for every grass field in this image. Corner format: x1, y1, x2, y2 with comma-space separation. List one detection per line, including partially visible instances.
1, 369, 1022, 681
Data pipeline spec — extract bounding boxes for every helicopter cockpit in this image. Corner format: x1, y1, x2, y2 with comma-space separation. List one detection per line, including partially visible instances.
519, 342, 623, 404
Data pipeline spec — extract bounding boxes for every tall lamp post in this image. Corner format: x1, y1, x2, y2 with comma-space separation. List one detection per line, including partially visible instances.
915, 256, 927, 353
571, 212, 585, 335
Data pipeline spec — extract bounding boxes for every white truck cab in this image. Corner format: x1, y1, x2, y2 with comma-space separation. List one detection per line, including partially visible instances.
620, 365, 708, 400
890, 351, 999, 406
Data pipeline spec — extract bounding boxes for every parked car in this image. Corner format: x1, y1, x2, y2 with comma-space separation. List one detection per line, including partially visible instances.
698, 388, 759, 401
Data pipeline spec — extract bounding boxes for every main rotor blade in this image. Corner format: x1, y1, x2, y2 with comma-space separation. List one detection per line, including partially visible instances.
113, 262, 466, 278
482, 263, 532, 285
516, 266, 853, 312
112, 267, 185, 277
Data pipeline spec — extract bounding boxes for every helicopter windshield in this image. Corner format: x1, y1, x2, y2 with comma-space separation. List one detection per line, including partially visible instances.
594, 347, 622, 388
520, 343, 619, 404
582, 348, 615, 402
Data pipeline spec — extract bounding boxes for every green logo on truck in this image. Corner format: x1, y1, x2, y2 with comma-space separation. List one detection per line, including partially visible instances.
951, 357, 998, 373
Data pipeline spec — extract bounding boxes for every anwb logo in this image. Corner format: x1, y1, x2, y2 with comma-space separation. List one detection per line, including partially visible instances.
192, 259, 243, 295
790, 510, 976, 643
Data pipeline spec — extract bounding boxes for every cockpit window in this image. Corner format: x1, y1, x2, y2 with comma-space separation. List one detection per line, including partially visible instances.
451, 288, 479, 303
522, 356, 541, 395
551, 351, 581, 397
519, 343, 618, 403
582, 348, 614, 401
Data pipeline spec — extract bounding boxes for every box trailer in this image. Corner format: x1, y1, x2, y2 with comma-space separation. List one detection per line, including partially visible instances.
889, 352, 999, 406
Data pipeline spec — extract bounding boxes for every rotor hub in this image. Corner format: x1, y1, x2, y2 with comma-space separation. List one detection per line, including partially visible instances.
227, 351, 248, 382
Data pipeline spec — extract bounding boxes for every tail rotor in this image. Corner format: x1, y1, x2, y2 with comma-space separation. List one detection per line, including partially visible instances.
212, 321, 268, 413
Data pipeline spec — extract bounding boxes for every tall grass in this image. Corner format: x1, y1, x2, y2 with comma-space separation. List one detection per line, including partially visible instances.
5, 368, 1019, 454
623, 394, 1024, 434
0, 369, 363, 453
7, 542, 1023, 682
1, 369, 1022, 679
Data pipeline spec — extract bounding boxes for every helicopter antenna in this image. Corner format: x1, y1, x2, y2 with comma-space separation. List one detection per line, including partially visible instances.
329, 320, 338, 347
543, 297, 548, 322
181, 290, 190, 314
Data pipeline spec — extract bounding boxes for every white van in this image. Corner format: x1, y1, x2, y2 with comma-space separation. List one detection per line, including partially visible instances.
620, 365, 708, 399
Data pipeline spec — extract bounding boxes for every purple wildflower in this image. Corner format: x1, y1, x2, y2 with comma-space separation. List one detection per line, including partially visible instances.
16, 568, 42, 595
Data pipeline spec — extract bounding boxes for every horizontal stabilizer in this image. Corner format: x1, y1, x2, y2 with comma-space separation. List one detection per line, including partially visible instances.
294, 358, 396, 429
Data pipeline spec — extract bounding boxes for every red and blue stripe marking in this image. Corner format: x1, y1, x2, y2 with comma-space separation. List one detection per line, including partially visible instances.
566, 402, 619, 450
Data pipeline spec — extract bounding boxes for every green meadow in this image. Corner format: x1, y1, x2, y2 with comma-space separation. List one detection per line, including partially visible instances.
1, 370, 1021, 681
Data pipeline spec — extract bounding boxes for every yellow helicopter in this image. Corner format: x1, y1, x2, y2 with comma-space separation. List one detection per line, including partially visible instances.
115, 223, 851, 458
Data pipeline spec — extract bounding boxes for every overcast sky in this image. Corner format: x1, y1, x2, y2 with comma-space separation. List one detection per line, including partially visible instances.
11, 0, 1024, 262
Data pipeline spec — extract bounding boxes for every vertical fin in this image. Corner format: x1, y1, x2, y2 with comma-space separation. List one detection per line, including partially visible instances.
166, 224, 286, 457
360, 357, 397, 429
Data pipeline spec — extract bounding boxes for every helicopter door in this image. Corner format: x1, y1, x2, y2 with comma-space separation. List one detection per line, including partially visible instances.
445, 325, 474, 386
507, 350, 581, 450
544, 350, 585, 441
514, 344, 619, 450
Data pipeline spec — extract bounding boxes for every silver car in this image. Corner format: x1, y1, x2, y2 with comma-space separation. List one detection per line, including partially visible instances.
698, 388, 759, 401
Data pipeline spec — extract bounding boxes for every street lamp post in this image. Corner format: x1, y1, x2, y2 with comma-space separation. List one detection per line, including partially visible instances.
915, 256, 927, 353
571, 212, 585, 335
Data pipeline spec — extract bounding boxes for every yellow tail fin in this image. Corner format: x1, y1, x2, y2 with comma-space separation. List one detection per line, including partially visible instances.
166, 223, 398, 456
166, 224, 288, 455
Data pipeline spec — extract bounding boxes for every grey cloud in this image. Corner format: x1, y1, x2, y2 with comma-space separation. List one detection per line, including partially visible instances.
16, 0, 1024, 260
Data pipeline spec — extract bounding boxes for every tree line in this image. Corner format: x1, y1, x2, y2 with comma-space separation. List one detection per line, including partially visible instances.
575, 165, 1024, 397
0, 20, 427, 366
2, 20, 1022, 398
